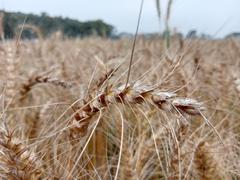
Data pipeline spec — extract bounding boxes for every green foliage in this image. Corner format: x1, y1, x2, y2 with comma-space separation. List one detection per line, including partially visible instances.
1, 11, 114, 39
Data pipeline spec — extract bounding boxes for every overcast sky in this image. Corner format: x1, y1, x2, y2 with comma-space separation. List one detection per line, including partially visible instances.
1, 0, 240, 37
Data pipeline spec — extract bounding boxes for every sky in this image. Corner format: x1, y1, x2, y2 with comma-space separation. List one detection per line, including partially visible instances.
0, 0, 240, 37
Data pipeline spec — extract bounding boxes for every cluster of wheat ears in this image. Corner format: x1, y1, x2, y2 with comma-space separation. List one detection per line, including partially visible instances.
0, 33, 239, 179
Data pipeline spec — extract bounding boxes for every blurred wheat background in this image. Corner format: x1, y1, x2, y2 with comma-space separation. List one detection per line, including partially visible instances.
0, 0, 239, 179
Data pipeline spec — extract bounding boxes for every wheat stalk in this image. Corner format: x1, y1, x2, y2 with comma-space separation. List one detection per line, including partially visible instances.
155, 0, 161, 27
16, 24, 43, 40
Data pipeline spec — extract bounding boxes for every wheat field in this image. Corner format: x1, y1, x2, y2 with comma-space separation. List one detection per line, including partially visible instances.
0, 35, 239, 179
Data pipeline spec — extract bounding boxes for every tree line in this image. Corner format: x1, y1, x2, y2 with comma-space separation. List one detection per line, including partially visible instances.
1, 10, 115, 39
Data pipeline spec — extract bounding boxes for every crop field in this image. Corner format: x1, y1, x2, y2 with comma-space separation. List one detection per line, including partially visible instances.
0, 36, 240, 179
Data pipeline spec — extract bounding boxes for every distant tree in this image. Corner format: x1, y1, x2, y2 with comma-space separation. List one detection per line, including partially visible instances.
0, 12, 4, 40
200, 33, 212, 39
0, 10, 115, 39
225, 32, 240, 39
186, 30, 197, 38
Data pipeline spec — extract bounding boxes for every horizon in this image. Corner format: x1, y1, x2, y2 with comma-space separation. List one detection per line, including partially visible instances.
1, 0, 240, 38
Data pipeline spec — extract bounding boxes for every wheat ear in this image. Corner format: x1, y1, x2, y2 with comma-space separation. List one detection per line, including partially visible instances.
0, 127, 43, 179
70, 83, 205, 138
20, 75, 72, 98
194, 141, 223, 180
